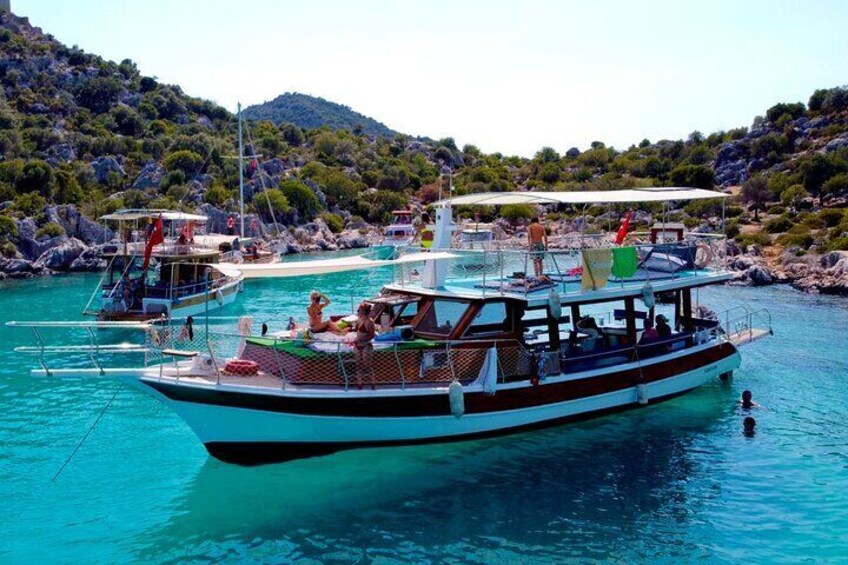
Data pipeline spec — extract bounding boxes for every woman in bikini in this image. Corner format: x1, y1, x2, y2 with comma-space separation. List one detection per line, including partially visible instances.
354, 302, 376, 390
307, 291, 347, 335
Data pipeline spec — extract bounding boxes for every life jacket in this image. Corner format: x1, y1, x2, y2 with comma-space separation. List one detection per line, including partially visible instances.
421, 228, 434, 249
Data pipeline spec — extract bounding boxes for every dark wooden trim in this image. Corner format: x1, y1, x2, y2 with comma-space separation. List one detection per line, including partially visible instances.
146, 343, 736, 418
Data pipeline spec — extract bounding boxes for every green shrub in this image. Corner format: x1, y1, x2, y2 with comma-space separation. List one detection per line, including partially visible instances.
10, 193, 46, 216
735, 231, 770, 248
162, 150, 204, 176
819, 208, 846, 228
279, 179, 320, 220
35, 222, 64, 239
320, 212, 344, 234
766, 205, 786, 215
501, 204, 536, 222
777, 225, 815, 249
0, 215, 17, 238
725, 220, 740, 239
826, 237, 848, 251
764, 215, 793, 234
1, 241, 16, 258
204, 185, 232, 207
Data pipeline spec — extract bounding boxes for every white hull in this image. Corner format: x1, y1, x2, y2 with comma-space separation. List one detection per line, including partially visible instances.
130, 345, 740, 456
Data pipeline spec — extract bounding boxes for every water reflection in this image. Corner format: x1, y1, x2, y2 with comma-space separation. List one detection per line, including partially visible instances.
137, 385, 734, 562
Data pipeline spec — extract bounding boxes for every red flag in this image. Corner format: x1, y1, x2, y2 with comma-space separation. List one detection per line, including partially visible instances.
615, 211, 632, 245
142, 215, 164, 271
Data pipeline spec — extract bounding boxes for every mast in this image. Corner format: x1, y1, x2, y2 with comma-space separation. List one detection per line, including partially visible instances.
237, 102, 245, 238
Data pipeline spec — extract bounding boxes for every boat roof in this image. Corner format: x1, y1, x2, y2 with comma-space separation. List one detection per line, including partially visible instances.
435, 187, 728, 207
383, 270, 734, 307
101, 209, 209, 222
221, 251, 457, 279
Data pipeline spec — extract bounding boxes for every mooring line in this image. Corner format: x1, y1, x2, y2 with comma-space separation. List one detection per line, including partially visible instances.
51, 387, 120, 482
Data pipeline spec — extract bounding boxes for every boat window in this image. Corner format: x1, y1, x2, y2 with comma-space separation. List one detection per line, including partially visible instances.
416, 299, 470, 336
395, 300, 418, 323
466, 301, 510, 336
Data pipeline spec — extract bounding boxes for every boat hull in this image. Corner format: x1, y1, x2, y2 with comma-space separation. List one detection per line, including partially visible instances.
132, 341, 740, 465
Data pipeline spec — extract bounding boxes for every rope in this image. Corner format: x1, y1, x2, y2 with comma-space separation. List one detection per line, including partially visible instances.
51, 386, 120, 482
242, 120, 281, 237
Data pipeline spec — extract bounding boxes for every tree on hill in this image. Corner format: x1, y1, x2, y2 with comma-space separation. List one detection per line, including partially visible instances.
741, 176, 771, 221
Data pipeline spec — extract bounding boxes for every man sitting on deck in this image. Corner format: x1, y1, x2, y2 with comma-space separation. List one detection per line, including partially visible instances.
307, 291, 348, 335
528, 217, 548, 277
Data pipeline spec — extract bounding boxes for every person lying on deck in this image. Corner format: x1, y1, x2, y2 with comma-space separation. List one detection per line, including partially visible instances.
307, 290, 347, 335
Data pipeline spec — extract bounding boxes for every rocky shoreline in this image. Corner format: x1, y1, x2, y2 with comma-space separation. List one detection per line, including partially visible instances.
1, 205, 846, 296
0, 203, 379, 280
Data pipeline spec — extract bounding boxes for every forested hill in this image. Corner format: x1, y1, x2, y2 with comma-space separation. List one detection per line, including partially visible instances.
242, 93, 399, 137
0, 9, 847, 292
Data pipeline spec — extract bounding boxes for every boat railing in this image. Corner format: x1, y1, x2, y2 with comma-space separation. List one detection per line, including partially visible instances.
394, 236, 729, 297
6, 320, 151, 376
143, 319, 534, 391
722, 307, 773, 345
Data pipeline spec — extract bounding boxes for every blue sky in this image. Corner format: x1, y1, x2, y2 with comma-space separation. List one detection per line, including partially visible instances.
14, 0, 848, 156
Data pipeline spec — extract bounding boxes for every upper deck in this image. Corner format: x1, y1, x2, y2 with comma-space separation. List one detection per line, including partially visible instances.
383, 232, 731, 307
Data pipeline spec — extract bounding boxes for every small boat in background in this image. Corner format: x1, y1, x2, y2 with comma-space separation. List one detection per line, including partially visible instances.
84, 210, 242, 321
380, 210, 416, 248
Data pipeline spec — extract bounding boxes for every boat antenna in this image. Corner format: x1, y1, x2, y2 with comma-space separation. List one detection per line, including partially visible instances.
238, 102, 245, 238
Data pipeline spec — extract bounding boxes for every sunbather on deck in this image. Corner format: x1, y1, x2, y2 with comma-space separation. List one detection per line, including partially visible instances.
307, 291, 347, 335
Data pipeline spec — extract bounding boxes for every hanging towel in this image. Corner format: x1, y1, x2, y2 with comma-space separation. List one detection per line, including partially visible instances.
611, 246, 638, 279
581, 248, 613, 291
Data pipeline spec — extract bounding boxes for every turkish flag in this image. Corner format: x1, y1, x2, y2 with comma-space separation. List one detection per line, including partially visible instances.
142, 215, 164, 271
615, 211, 632, 245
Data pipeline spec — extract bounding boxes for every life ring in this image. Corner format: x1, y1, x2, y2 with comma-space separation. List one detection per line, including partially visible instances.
694, 243, 713, 269
224, 359, 259, 376
215, 289, 224, 305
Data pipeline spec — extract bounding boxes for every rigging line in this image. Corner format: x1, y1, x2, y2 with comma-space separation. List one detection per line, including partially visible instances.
51, 386, 120, 483
242, 120, 281, 237
178, 113, 238, 209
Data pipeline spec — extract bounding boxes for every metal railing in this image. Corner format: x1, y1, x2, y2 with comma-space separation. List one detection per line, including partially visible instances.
6, 320, 151, 376
721, 307, 773, 345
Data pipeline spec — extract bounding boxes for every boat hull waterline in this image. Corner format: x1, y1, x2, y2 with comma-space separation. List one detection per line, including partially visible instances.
128, 342, 740, 465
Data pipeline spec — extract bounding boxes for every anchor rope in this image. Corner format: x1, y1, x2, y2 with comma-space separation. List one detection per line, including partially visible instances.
51, 386, 120, 482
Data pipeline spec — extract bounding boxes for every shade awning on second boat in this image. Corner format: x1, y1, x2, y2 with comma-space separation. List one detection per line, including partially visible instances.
221, 251, 457, 279
435, 187, 729, 207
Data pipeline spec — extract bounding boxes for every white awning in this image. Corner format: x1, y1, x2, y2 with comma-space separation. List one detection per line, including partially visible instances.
435, 187, 729, 207
101, 209, 208, 222
223, 251, 456, 279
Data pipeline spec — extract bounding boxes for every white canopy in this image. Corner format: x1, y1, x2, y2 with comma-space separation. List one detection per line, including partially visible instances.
101, 209, 209, 222
221, 251, 456, 279
435, 187, 729, 207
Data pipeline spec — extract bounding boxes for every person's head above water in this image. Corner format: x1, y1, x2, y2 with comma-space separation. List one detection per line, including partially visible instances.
743, 416, 756, 436
742, 390, 754, 407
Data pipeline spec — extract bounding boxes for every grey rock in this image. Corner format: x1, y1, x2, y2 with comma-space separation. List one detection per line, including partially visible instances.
45, 205, 113, 245
821, 250, 848, 269
48, 143, 76, 163
69, 248, 102, 271
91, 156, 126, 184
0, 257, 42, 275
566, 147, 581, 158
131, 161, 165, 190
34, 237, 87, 270
825, 136, 848, 153
197, 115, 213, 129
745, 265, 773, 286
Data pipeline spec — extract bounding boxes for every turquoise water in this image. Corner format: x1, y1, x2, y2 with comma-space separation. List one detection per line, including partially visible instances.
1, 262, 848, 563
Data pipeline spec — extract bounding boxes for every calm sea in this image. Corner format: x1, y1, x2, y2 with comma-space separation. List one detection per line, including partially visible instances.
1, 260, 847, 564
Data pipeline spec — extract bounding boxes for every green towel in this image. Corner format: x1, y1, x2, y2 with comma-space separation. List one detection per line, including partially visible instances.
611, 246, 638, 279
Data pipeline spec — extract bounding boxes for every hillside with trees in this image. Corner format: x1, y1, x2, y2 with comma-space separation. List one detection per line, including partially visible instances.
242, 93, 398, 138
0, 11, 846, 292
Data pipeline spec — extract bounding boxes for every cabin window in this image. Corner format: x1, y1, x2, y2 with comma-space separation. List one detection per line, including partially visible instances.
416, 299, 469, 336
465, 301, 510, 336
